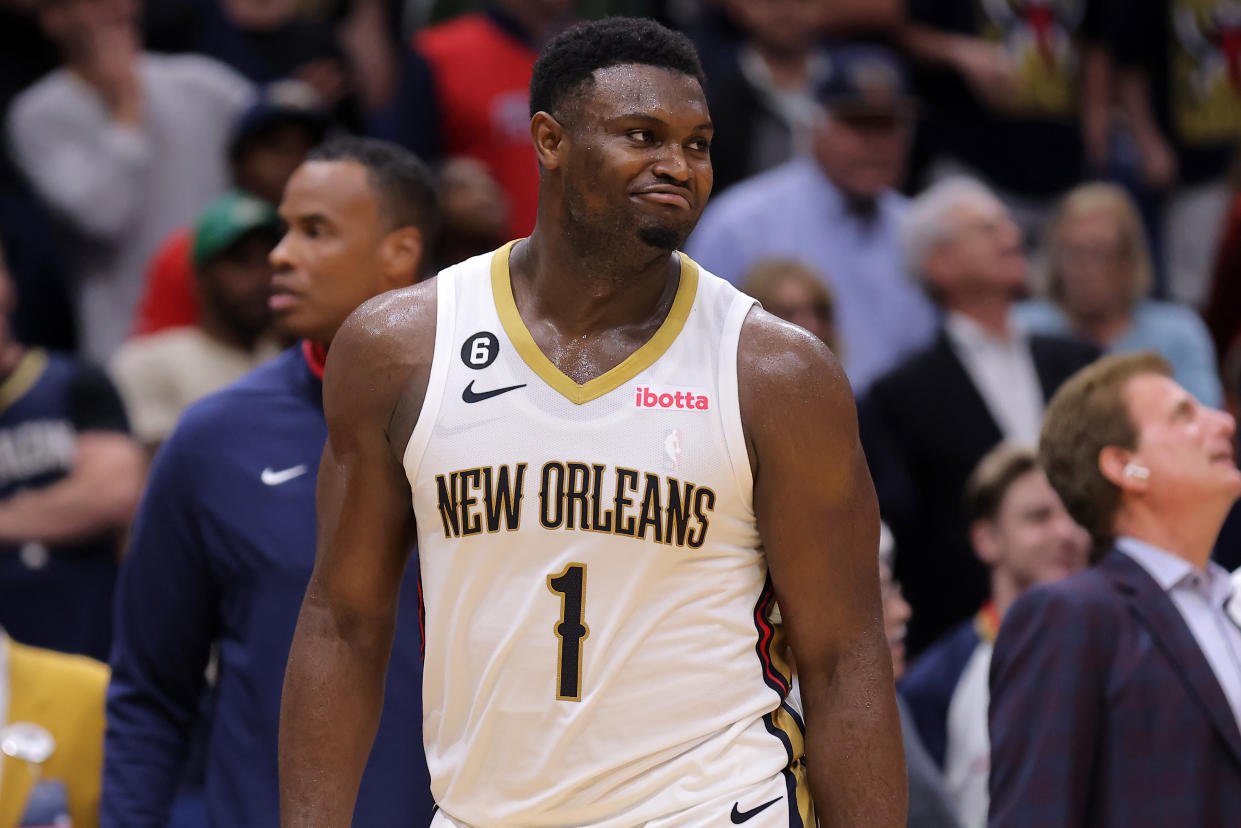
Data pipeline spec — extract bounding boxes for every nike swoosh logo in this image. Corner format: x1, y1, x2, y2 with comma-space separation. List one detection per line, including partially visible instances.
462, 380, 527, 404
261, 464, 309, 486
730, 797, 781, 824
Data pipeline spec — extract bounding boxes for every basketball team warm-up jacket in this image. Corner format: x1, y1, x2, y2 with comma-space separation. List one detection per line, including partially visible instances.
102, 346, 432, 827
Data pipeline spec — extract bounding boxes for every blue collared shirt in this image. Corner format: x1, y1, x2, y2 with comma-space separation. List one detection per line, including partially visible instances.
686, 156, 938, 392
1116, 536, 1241, 729
1015, 299, 1223, 408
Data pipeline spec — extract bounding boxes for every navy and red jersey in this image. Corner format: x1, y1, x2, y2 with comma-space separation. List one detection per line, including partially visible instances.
103, 345, 431, 827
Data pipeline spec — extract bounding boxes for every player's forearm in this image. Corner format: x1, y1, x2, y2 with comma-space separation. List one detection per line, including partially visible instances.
279, 593, 393, 828
0, 471, 140, 544
800, 631, 907, 827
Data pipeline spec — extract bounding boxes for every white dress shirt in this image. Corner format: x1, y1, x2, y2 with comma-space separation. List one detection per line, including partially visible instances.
1117, 536, 1241, 729
944, 311, 1044, 445
944, 640, 992, 828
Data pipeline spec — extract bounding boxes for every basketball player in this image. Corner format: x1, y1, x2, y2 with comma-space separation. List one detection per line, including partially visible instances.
280, 17, 905, 827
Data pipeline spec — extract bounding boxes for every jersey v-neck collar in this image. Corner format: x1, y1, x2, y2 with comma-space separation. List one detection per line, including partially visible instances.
490, 240, 699, 405
0, 350, 47, 413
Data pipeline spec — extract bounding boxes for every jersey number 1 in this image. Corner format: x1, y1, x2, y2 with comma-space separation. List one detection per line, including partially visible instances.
547, 563, 589, 701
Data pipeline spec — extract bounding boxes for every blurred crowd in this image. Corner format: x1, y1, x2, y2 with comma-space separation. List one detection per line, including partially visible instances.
1, 0, 1241, 826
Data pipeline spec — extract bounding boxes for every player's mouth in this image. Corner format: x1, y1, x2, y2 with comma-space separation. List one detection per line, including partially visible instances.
632, 186, 692, 209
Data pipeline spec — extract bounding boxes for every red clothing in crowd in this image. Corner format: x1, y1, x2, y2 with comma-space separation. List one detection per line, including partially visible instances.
132, 228, 199, 337
1204, 192, 1241, 365
415, 13, 540, 239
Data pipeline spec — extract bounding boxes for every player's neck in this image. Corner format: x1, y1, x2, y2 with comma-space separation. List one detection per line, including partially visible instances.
513, 230, 680, 337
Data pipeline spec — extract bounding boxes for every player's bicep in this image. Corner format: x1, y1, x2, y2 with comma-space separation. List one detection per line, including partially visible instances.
311, 320, 417, 622
741, 312, 883, 671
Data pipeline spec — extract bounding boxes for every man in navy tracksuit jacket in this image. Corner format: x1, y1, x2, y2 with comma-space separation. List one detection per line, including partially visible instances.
102, 138, 440, 827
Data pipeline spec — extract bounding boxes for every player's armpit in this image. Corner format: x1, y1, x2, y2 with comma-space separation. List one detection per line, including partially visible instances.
280, 282, 436, 828
738, 306, 907, 827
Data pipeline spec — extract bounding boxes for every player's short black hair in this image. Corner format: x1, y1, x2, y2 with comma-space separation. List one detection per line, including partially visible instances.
529, 17, 706, 122
306, 136, 439, 239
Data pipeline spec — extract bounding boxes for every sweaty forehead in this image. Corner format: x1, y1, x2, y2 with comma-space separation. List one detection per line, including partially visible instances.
579, 64, 708, 122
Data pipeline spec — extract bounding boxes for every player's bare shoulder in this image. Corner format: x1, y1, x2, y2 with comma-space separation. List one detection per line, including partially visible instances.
322, 277, 439, 456
737, 304, 857, 459
738, 304, 852, 408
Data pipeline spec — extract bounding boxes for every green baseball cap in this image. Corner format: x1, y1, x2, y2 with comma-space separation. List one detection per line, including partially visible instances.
192, 190, 280, 268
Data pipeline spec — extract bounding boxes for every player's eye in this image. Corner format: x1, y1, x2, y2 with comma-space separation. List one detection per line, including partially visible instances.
689, 138, 711, 153
628, 129, 655, 144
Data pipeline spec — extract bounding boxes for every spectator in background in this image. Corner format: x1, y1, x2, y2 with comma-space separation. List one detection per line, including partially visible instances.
740, 258, 837, 350
878, 531, 963, 828
102, 138, 436, 827
900, 444, 1089, 828
704, 0, 831, 194
990, 352, 1241, 825
1105, 0, 1241, 306
110, 191, 284, 454
130, 80, 326, 337
900, 0, 1109, 240
689, 43, 937, 393
434, 156, 510, 269
1202, 158, 1241, 387
860, 178, 1097, 656
0, 241, 143, 662
6, 0, 253, 362
0, 0, 77, 354
143, 0, 366, 129
377, 0, 574, 239
1018, 182, 1222, 407
0, 628, 107, 828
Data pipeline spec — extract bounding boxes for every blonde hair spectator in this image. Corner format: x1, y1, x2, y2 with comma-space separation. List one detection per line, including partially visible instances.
1016, 183, 1223, 407
741, 259, 837, 352
1042, 182, 1153, 307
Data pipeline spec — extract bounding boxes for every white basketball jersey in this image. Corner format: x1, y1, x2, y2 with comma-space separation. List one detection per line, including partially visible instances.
405, 242, 812, 827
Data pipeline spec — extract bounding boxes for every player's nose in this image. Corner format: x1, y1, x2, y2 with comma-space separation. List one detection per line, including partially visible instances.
652, 143, 692, 184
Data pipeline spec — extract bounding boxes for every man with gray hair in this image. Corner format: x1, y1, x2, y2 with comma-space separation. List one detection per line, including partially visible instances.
687, 43, 936, 393
859, 177, 1098, 655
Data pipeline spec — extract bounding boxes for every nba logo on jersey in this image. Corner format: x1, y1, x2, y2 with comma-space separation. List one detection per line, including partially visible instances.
663, 428, 682, 471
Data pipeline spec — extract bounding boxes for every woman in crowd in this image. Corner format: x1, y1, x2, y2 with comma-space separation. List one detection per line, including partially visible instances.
740, 258, 837, 351
1017, 182, 1222, 406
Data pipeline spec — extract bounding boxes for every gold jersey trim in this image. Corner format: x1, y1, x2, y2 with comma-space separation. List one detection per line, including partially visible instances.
0, 349, 48, 413
490, 240, 700, 405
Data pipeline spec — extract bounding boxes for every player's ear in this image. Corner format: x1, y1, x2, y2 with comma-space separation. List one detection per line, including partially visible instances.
531, 111, 568, 171
380, 226, 425, 289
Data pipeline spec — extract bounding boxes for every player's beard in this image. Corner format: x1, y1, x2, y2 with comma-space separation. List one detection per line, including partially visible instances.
563, 184, 688, 260
637, 225, 682, 251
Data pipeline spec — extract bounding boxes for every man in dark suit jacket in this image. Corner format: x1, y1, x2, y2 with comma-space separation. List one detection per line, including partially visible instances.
989, 351, 1241, 826
861, 178, 1098, 654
